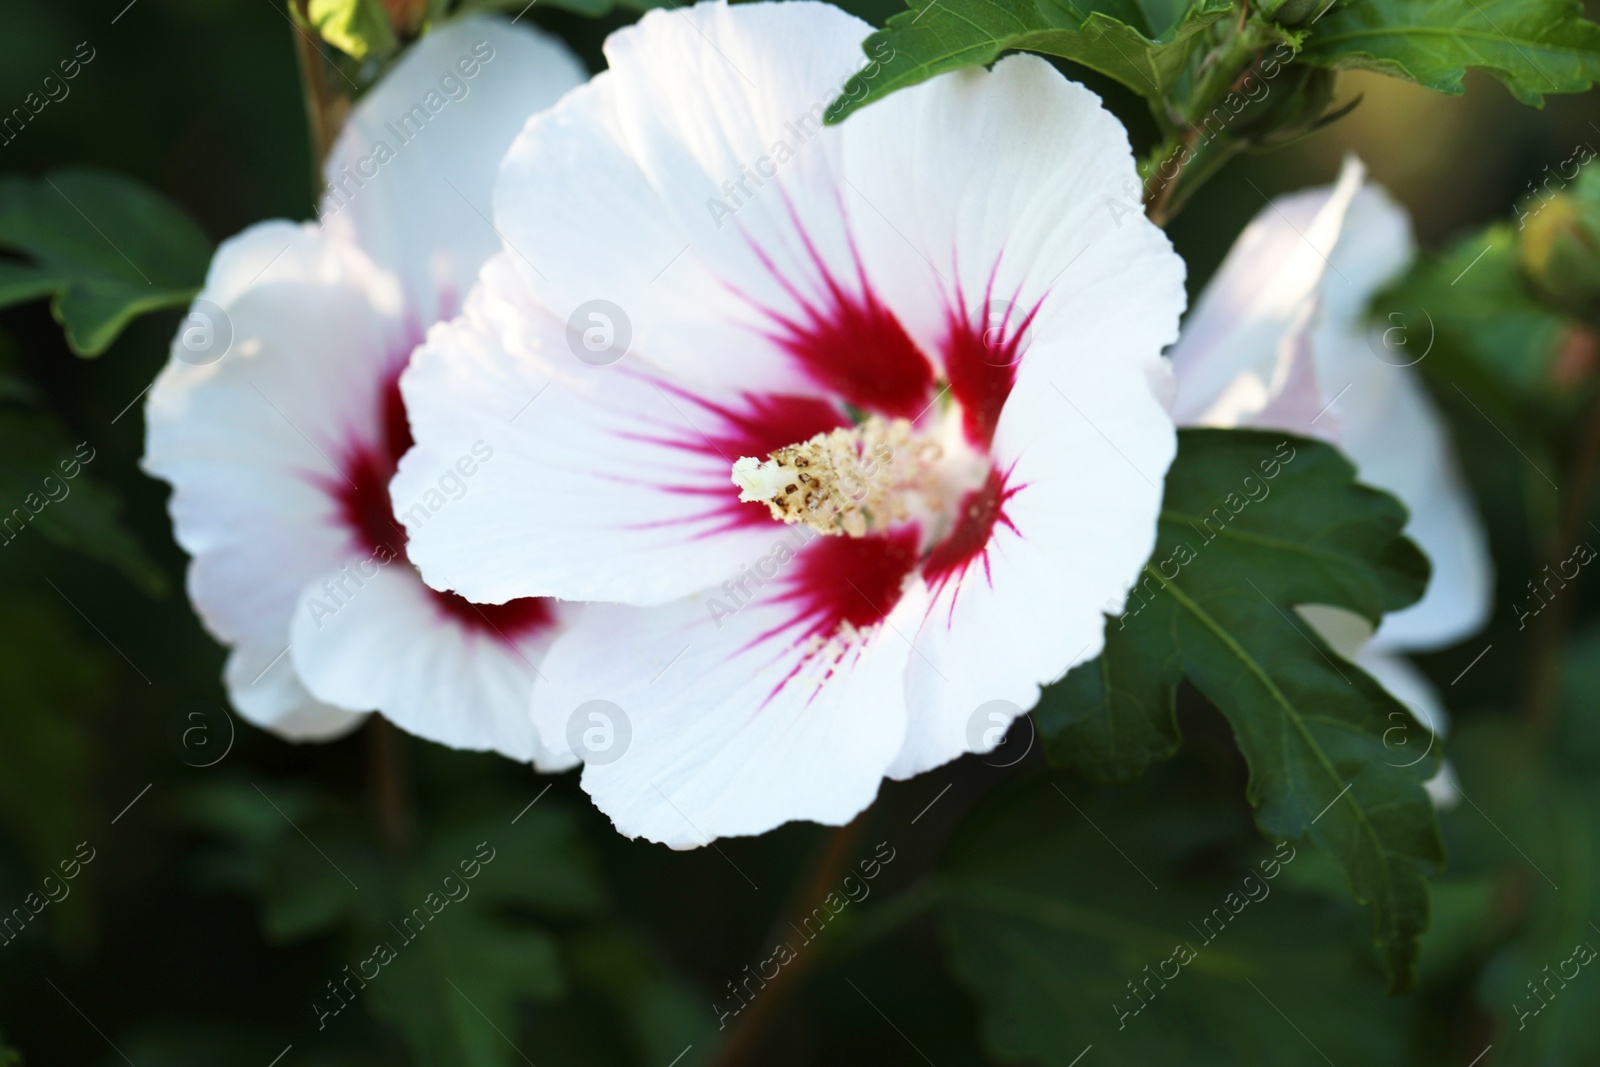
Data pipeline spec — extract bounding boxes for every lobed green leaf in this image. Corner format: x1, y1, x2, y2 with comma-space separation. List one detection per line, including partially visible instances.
0, 169, 210, 357
939, 765, 1416, 1064
1037, 429, 1442, 988
0, 361, 165, 598
824, 0, 1235, 124
1301, 0, 1600, 106
0, 399, 166, 595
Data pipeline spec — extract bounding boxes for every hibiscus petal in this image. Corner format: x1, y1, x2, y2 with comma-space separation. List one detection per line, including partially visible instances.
396, 256, 848, 605
321, 16, 586, 322
288, 562, 572, 768
1334, 341, 1493, 650
1314, 187, 1492, 651
495, 1, 934, 402
529, 534, 928, 846
840, 54, 1186, 416
1172, 158, 1491, 650
1169, 156, 1365, 429
224, 637, 365, 741
889, 344, 1178, 778
146, 222, 403, 737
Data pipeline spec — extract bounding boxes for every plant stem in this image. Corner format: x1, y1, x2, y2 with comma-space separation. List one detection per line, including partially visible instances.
1179, 18, 1271, 130
290, 0, 346, 194
1144, 131, 1197, 226
1520, 383, 1600, 727
1144, 129, 1244, 226
709, 815, 869, 1067
1141, 14, 1273, 224
368, 716, 414, 854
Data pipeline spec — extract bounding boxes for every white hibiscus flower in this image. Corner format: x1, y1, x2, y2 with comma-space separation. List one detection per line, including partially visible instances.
395, 0, 1187, 845
1169, 156, 1493, 805
142, 17, 586, 763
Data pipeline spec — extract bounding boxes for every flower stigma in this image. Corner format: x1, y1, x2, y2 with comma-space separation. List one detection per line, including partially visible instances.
731, 412, 985, 540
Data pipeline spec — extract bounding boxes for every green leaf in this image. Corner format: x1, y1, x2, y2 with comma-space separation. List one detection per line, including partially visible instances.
1446, 719, 1600, 1064
1256, 0, 1322, 23
306, 0, 400, 59
824, 0, 1236, 124
366, 914, 564, 1067
0, 349, 39, 404
1301, 0, 1600, 106
1378, 224, 1576, 412
0, 597, 110, 953
1037, 429, 1442, 988
0, 169, 210, 356
1035, 599, 1185, 782
567, 928, 717, 1067
1441, 628, 1600, 1066
939, 766, 1416, 1065
183, 783, 607, 1067
0, 405, 166, 595
358, 814, 604, 1067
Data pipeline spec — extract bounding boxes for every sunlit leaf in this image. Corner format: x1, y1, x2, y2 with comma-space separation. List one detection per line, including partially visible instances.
825, 0, 1235, 124
306, 0, 399, 59
1301, 0, 1600, 105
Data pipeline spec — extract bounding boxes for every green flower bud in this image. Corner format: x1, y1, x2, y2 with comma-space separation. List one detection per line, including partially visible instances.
1520, 166, 1600, 325
305, 0, 400, 60
1224, 63, 1340, 147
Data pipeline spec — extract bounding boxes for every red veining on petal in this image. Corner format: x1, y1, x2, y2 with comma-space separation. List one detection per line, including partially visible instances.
697, 389, 849, 461
736, 210, 936, 419
782, 527, 921, 637
336, 371, 414, 560
746, 527, 920, 708
430, 591, 555, 638
330, 367, 554, 643
611, 375, 849, 535
923, 466, 1022, 590
943, 267, 1043, 447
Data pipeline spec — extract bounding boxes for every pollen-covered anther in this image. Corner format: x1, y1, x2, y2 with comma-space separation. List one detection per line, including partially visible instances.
731, 416, 943, 537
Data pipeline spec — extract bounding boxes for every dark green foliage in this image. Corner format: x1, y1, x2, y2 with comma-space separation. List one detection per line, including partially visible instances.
938, 765, 1416, 1064
182, 780, 605, 1067
0, 402, 165, 595
1039, 431, 1441, 988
